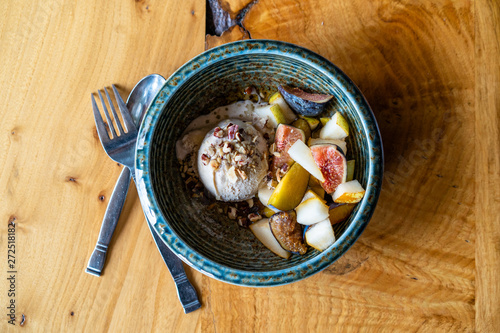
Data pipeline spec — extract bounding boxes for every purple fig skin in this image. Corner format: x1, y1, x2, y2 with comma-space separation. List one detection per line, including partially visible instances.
329, 202, 346, 210
310, 142, 346, 158
278, 85, 333, 116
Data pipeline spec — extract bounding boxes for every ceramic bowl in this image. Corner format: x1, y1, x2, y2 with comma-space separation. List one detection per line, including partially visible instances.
135, 40, 383, 286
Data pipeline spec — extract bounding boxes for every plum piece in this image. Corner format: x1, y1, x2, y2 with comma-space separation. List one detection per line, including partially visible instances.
269, 211, 307, 255
278, 85, 333, 116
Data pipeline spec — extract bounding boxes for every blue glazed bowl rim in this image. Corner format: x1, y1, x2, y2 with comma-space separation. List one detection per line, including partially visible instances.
135, 39, 383, 287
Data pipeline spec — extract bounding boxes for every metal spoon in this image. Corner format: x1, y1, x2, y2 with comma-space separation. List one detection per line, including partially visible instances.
86, 74, 201, 313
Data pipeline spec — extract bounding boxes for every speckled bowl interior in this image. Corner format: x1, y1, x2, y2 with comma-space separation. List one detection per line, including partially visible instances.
135, 40, 383, 286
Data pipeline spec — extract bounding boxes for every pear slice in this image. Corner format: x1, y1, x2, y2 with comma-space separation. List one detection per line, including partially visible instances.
288, 139, 325, 182
267, 162, 310, 211
320, 117, 330, 126
319, 112, 349, 140
254, 104, 287, 127
304, 218, 336, 251
295, 197, 330, 225
258, 186, 280, 212
249, 218, 291, 259
308, 137, 347, 155
310, 185, 325, 198
300, 116, 320, 130
262, 207, 276, 218
300, 189, 326, 204
329, 203, 355, 224
346, 160, 355, 182
269, 92, 296, 123
332, 180, 365, 203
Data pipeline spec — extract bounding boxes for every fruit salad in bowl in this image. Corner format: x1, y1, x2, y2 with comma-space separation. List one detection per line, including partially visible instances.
135, 40, 383, 286
175, 86, 367, 259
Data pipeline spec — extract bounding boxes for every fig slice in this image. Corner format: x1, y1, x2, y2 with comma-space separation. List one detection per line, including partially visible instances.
272, 124, 305, 175
310, 144, 347, 194
269, 211, 307, 255
278, 85, 333, 116
249, 218, 291, 259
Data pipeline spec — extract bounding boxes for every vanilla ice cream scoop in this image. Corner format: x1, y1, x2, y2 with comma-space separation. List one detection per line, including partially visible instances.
197, 119, 268, 202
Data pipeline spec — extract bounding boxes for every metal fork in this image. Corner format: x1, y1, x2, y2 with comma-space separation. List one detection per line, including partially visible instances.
91, 86, 137, 167
89, 86, 201, 313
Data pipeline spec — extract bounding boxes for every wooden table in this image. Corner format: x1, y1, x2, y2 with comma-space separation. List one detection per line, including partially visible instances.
0, 0, 498, 331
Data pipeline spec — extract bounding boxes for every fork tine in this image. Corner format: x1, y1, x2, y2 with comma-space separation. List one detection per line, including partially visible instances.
104, 87, 124, 135
91, 94, 110, 143
98, 90, 118, 139
112, 85, 135, 132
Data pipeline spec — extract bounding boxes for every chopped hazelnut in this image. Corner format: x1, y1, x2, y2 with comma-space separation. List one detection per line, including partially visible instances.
237, 217, 249, 227
227, 166, 238, 183
209, 159, 219, 170
208, 145, 216, 155
228, 206, 237, 219
213, 127, 224, 138
227, 123, 239, 140
269, 143, 276, 154
222, 142, 233, 153
201, 154, 210, 166
246, 198, 254, 208
236, 168, 247, 180
248, 213, 262, 222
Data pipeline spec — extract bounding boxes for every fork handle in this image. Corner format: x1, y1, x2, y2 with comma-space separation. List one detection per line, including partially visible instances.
86, 167, 131, 276
146, 220, 201, 313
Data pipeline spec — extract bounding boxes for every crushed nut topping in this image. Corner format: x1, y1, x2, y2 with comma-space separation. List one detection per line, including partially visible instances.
227, 166, 238, 183
222, 142, 233, 153
227, 123, 238, 140
236, 168, 247, 180
248, 213, 261, 222
269, 143, 276, 154
213, 127, 224, 138
201, 154, 210, 166
228, 206, 237, 219
246, 198, 254, 208
238, 217, 249, 227
209, 159, 220, 170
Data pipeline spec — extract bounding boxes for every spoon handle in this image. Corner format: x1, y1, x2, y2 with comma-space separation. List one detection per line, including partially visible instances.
146, 219, 202, 313
86, 167, 131, 276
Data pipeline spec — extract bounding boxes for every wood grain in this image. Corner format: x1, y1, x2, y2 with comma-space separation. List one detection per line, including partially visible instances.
0, 0, 497, 332
205, 25, 250, 50
475, 0, 500, 331
204, 0, 477, 331
0, 0, 205, 331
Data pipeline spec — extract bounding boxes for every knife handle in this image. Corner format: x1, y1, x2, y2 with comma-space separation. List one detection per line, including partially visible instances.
86, 167, 131, 276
